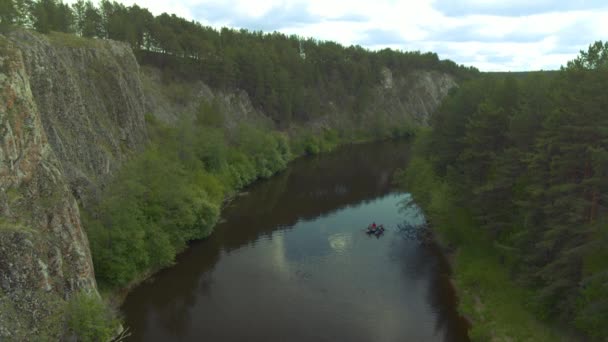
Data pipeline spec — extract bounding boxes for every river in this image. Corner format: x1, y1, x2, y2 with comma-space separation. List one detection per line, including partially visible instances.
121, 140, 470, 341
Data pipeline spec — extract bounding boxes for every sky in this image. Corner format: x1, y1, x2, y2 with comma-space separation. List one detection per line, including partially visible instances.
76, 0, 608, 71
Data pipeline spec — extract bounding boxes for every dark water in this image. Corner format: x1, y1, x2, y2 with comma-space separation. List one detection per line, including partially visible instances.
121, 140, 469, 342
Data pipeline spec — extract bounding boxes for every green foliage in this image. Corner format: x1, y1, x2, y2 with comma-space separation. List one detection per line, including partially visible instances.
574, 220, 608, 339
84, 112, 291, 289
400, 42, 608, 339
235, 124, 290, 178
400, 155, 569, 342
0, 0, 17, 26
80, 1, 103, 38
84, 142, 223, 287
47, 31, 99, 48
196, 99, 224, 128
65, 291, 120, 342
30, 0, 75, 34
567, 41, 608, 70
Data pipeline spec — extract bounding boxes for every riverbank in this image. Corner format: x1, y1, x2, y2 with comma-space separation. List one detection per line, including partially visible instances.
399, 156, 575, 341
97, 126, 408, 308
120, 138, 470, 341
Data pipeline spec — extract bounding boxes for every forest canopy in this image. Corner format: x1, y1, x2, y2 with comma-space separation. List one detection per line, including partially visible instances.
403, 41, 608, 340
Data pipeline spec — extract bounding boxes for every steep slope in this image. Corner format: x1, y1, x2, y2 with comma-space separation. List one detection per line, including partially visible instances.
6, 31, 147, 205
0, 30, 147, 339
0, 34, 97, 340
323, 68, 456, 132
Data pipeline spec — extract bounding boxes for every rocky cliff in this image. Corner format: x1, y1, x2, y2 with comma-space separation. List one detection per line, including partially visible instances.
0, 31, 146, 340
141, 65, 272, 131
0, 34, 96, 340
376, 68, 456, 126
141, 65, 456, 135
7, 31, 147, 205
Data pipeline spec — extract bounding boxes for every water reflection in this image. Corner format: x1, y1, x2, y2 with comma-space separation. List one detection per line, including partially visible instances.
121, 140, 469, 341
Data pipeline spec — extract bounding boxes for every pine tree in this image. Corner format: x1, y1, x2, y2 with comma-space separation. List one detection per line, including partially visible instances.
522, 41, 608, 320
81, 1, 102, 38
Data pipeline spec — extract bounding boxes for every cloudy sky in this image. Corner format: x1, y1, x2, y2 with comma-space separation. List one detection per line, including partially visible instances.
86, 0, 608, 71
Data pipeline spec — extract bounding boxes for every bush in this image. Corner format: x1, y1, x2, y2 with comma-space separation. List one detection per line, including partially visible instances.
84, 117, 291, 289
65, 292, 120, 342
575, 221, 608, 339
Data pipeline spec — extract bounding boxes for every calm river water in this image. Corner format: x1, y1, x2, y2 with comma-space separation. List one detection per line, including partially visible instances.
121, 140, 470, 342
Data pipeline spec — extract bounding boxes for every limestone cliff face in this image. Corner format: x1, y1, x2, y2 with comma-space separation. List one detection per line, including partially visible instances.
0, 34, 97, 340
384, 69, 457, 126
358, 68, 457, 127
296, 68, 456, 134
0, 31, 147, 339
141, 66, 272, 130
6, 31, 147, 205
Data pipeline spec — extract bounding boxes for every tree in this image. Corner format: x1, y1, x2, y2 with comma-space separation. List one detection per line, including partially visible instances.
567, 41, 608, 70
0, 0, 17, 25
71, 0, 85, 35
54, 1, 74, 33
81, 1, 102, 38
30, 0, 74, 33
30, 0, 53, 33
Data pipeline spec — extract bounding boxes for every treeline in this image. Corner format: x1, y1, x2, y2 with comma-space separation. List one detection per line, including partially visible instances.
1, 0, 476, 126
404, 42, 607, 339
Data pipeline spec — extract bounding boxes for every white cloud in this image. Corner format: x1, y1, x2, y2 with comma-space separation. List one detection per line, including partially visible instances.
64, 0, 608, 71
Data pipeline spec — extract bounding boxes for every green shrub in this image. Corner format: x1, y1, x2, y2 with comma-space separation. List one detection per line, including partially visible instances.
575, 220, 608, 339
196, 99, 225, 128
84, 114, 292, 289
65, 292, 120, 342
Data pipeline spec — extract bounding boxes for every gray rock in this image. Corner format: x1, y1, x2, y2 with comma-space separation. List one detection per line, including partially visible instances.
7, 30, 148, 206
0, 30, 147, 340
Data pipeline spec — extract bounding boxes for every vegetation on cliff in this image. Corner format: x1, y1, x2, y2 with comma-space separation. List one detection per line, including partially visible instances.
401, 42, 608, 340
84, 112, 292, 288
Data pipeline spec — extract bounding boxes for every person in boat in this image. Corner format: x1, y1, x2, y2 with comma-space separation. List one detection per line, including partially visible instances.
370, 222, 377, 231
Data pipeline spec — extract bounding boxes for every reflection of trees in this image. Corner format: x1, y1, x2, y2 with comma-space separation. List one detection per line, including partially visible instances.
122, 233, 222, 340
122, 140, 411, 340
214, 140, 411, 253
422, 241, 470, 342
389, 232, 469, 342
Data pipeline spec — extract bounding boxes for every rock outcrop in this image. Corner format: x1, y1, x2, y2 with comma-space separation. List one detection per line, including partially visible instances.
141, 66, 271, 130
302, 68, 456, 133
0, 34, 98, 340
0, 31, 147, 340
391, 69, 457, 125
6, 31, 147, 205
